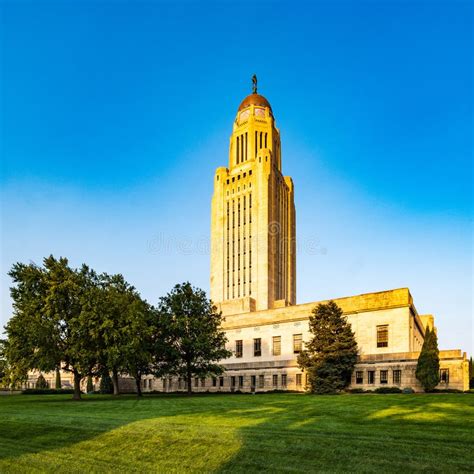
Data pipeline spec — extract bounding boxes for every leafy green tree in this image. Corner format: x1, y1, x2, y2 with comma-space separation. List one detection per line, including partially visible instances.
5, 256, 100, 400
416, 327, 440, 392
35, 374, 48, 389
298, 301, 358, 394
156, 282, 231, 394
85, 273, 153, 396
119, 298, 157, 397
55, 368, 61, 390
99, 370, 113, 394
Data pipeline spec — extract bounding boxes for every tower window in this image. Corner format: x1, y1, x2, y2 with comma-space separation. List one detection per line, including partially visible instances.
237, 137, 240, 165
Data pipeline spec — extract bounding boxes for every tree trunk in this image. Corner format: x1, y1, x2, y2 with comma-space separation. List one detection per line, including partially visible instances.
73, 370, 82, 400
135, 376, 142, 397
112, 368, 120, 395
186, 363, 192, 395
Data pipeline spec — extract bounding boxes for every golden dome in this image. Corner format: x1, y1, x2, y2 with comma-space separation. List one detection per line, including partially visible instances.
238, 93, 272, 112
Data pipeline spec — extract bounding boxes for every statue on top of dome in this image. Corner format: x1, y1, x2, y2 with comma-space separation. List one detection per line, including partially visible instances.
252, 74, 257, 94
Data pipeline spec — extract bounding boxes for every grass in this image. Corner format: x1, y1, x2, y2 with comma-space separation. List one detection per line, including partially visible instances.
0, 393, 473, 473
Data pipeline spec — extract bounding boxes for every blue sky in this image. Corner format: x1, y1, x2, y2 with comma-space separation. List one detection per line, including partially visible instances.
1, 0, 472, 354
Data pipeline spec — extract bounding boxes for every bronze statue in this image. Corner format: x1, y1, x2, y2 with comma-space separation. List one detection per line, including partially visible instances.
252, 74, 257, 94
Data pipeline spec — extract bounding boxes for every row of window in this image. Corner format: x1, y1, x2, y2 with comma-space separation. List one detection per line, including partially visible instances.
234, 334, 303, 358
235, 131, 268, 165
225, 193, 253, 299
225, 171, 253, 185
355, 368, 450, 385
232, 326, 390, 360
170, 373, 299, 389
355, 369, 402, 385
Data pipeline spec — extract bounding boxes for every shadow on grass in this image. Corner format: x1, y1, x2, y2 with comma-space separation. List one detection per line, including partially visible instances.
0, 393, 473, 472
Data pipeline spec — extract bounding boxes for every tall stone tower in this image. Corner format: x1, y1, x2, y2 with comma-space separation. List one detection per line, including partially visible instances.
210, 79, 296, 315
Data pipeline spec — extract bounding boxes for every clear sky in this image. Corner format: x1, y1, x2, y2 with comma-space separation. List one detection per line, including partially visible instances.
1, 0, 472, 354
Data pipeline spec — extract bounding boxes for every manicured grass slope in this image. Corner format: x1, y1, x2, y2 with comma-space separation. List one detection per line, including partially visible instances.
0, 393, 473, 473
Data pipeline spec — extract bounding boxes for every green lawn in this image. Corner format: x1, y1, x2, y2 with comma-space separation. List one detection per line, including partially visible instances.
0, 393, 473, 473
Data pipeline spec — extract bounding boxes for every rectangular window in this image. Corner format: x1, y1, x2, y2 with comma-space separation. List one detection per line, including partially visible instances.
368, 371, 375, 384
251, 375, 256, 388
194, 377, 199, 387
231, 376, 236, 388
440, 368, 449, 384
238, 376, 244, 388
178, 378, 182, 389
272, 336, 281, 356
293, 334, 303, 353
393, 369, 401, 385
273, 374, 278, 387
296, 374, 302, 386
201, 378, 205, 387
212, 377, 217, 387
281, 374, 287, 387
377, 325, 389, 348
254, 338, 262, 357
235, 340, 243, 358
219, 376, 224, 387
356, 371, 363, 384
380, 370, 388, 384
259, 374, 265, 388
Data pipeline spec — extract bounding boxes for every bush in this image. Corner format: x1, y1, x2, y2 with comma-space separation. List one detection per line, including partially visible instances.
22, 389, 75, 395
346, 388, 366, 394
374, 387, 402, 394
402, 387, 415, 394
431, 388, 463, 393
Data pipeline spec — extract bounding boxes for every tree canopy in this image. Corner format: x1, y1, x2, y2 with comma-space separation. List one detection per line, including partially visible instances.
4, 257, 231, 398
298, 301, 358, 394
156, 282, 231, 394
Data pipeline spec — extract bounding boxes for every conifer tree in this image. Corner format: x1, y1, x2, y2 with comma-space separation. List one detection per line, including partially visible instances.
35, 374, 48, 389
86, 375, 94, 393
298, 301, 358, 394
416, 327, 440, 392
99, 370, 113, 394
55, 368, 61, 390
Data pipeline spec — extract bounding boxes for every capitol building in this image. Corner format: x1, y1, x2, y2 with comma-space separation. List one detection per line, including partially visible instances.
205, 82, 468, 393
27, 83, 469, 393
